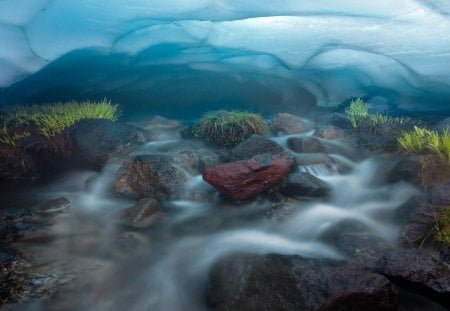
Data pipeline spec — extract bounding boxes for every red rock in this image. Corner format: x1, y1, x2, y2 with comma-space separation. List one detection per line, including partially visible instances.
202, 153, 294, 201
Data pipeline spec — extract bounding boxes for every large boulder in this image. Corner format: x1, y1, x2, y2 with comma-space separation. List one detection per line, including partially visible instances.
208, 253, 399, 311
203, 153, 295, 201
270, 113, 315, 134
69, 119, 145, 169
375, 249, 450, 302
115, 154, 187, 199
230, 134, 287, 161
281, 172, 331, 198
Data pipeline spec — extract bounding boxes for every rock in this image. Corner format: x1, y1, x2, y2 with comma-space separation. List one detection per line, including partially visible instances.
69, 119, 145, 169
270, 113, 315, 134
356, 134, 398, 153
119, 198, 161, 229
429, 179, 450, 206
230, 134, 287, 161
375, 249, 450, 302
287, 137, 326, 153
208, 253, 399, 311
115, 154, 187, 199
157, 141, 225, 174
281, 172, 331, 198
388, 155, 423, 187
395, 196, 436, 247
203, 153, 295, 201
37, 197, 71, 215
145, 116, 182, 130
314, 125, 346, 140
318, 220, 394, 268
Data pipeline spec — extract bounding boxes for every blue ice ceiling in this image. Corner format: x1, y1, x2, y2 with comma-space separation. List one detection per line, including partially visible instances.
1, 0, 450, 115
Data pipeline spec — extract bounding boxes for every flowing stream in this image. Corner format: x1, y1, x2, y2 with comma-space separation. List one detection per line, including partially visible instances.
9, 135, 419, 311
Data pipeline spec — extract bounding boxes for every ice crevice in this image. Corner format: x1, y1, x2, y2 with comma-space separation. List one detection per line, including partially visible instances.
0, 0, 449, 114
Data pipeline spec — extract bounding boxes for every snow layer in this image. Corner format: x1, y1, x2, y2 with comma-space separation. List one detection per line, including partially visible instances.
1, 0, 449, 112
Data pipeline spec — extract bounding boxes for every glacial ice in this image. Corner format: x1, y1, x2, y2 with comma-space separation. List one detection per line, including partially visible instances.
1, 0, 449, 114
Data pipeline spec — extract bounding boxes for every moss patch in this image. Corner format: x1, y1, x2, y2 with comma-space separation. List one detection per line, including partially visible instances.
193, 110, 266, 147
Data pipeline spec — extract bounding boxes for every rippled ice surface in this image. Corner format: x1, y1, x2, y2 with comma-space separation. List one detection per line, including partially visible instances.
11, 137, 418, 311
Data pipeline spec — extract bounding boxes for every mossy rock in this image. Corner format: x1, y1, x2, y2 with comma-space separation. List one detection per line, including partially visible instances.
193, 110, 266, 147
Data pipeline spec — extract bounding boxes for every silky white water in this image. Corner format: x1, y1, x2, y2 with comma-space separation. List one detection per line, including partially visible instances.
11, 137, 418, 311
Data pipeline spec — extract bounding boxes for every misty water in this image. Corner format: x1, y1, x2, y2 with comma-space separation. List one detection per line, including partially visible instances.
8, 130, 420, 311
1, 1, 450, 310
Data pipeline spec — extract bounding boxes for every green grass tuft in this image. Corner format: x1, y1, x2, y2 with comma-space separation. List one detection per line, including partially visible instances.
398, 126, 450, 165
345, 98, 414, 136
193, 110, 266, 147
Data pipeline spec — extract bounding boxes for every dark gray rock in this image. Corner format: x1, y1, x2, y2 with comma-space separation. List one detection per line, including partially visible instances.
429, 179, 450, 206
395, 196, 436, 247
356, 134, 398, 153
281, 172, 331, 198
287, 137, 326, 153
69, 119, 145, 169
375, 248, 450, 303
318, 220, 394, 268
115, 154, 187, 199
230, 134, 286, 161
119, 198, 161, 229
208, 253, 399, 311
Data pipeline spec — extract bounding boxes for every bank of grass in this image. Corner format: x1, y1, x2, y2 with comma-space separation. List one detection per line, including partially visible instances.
0, 99, 119, 148
193, 110, 266, 147
345, 98, 413, 135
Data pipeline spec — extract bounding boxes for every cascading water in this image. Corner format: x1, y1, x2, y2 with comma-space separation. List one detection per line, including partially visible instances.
10, 132, 419, 311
